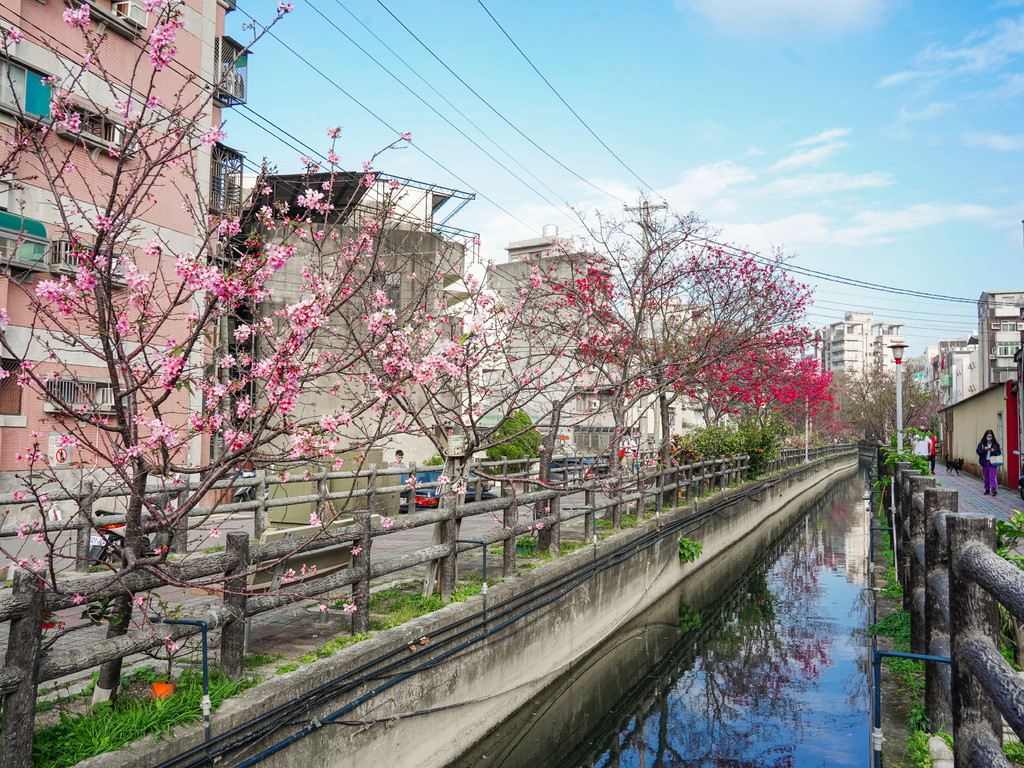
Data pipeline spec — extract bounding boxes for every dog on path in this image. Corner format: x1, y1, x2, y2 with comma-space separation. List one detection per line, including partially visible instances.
945, 456, 964, 475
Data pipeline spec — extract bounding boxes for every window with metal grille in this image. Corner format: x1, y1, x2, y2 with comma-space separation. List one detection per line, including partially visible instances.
210, 144, 244, 214
0, 360, 20, 415
45, 379, 115, 411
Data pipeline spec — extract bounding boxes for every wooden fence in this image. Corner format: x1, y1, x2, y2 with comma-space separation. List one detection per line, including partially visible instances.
0, 444, 849, 768
890, 461, 1024, 767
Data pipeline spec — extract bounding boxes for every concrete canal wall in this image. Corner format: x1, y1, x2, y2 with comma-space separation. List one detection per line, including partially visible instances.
80, 451, 859, 768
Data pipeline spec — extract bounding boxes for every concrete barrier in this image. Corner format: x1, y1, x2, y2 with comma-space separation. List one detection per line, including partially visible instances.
77, 450, 859, 768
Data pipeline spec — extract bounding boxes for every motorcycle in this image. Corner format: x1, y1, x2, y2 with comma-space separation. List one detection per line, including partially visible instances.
88, 509, 157, 565
231, 465, 267, 504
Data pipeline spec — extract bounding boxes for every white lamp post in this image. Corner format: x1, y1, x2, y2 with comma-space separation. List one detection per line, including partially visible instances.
889, 339, 909, 452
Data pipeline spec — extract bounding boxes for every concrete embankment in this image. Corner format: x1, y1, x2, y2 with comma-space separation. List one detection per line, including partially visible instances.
80, 451, 859, 768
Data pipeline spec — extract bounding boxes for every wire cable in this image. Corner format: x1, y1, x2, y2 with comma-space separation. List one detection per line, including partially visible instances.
305, 0, 571, 215
373, 0, 625, 204
475, 0, 657, 195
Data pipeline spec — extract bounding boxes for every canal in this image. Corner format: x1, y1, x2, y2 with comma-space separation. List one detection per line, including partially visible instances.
451, 471, 870, 768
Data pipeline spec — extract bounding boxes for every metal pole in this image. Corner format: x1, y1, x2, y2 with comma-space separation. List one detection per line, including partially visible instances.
896, 361, 904, 453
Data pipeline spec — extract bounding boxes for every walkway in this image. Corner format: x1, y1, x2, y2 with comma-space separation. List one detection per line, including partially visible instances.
926, 466, 1022, 521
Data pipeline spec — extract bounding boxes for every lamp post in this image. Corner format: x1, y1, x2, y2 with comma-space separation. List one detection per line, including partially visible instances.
889, 339, 909, 452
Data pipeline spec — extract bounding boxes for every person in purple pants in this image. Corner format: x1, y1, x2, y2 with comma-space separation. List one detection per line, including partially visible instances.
976, 429, 1002, 496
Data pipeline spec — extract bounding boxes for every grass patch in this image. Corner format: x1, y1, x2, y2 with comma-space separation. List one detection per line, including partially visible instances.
558, 540, 589, 557
31, 669, 257, 768
243, 651, 274, 669
298, 634, 371, 663
870, 610, 911, 652
275, 663, 299, 675
355, 578, 485, 631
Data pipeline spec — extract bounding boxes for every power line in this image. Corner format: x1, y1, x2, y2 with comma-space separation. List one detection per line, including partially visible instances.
327, 0, 573, 216
233, 7, 541, 235
373, 0, 625, 204
305, 0, 571, 215
475, 0, 657, 195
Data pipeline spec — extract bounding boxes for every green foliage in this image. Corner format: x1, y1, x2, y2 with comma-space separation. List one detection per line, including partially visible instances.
275, 663, 299, 675
995, 511, 1024, 668
242, 652, 273, 669
357, 578, 485, 631
905, 729, 931, 768
675, 418, 785, 479
31, 670, 256, 768
678, 537, 703, 564
298, 634, 371, 664
558, 540, 588, 557
871, 610, 912, 651
679, 603, 702, 631
421, 453, 444, 467
907, 702, 930, 732
485, 410, 541, 472
1004, 740, 1024, 764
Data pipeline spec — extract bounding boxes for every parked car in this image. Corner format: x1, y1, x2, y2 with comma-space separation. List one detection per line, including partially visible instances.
399, 470, 496, 512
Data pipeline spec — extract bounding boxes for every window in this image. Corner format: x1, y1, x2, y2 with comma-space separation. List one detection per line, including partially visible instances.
214, 37, 248, 106
0, 360, 21, 415
48, 239, 127, 283
45, 379, 116, 412
1003, 321, 1017, 332
0, 61, 49, 116
111, 0, 148, 27
997, 342, 1021, 358
210, 144, 244, 214
0, 211, 48, 267
81, 110, 125, 146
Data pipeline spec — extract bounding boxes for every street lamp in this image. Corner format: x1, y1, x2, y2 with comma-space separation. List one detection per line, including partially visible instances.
889, 339, 909, 452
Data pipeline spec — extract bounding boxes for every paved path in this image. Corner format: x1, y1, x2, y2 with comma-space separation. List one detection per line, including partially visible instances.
925, 466, 1023, 521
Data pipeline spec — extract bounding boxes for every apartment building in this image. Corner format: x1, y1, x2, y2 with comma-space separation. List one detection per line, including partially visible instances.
977, 291, 1024, 389
0, 0, 245, 493
818, 312, 905, 378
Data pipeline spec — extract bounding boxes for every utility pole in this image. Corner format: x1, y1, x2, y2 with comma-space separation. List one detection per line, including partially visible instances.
624, 200, 669, 257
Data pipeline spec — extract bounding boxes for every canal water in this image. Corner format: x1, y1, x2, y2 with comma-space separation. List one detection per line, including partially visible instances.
452, 472, 870, 768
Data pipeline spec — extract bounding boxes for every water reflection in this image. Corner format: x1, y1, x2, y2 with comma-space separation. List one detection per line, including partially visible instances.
453, 474, 870, 768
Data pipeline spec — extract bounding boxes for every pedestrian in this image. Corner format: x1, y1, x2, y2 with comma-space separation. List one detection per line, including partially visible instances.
389, 450, 406, 469
913, 433, 929, 458
927, 433, 937, 475
976, 429, 1002, 496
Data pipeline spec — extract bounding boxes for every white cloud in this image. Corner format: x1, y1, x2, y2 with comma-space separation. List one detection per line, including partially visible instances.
962, 130, 1024, 150
759, 171, 894, 197
770, 141, 848, 171
918, 16, 1024, 74
885, 101, 956, 139
719, 213, 834, 252
658, 161, 757, 210
677, 0, 885, 36
833, 203, 1001, 245
876, 70, 937, 88
791, 128, 852, 146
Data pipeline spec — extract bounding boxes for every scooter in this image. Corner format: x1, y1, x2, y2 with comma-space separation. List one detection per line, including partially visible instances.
88, 509, 156, 565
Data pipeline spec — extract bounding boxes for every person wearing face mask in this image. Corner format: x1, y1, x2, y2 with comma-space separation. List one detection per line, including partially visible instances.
976, 429, 1002, 496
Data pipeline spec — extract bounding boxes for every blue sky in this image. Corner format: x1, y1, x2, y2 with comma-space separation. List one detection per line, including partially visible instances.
227, 0, 1024, 354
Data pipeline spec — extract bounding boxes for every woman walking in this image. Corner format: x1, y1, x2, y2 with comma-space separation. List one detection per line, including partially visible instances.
976, 429, 1002, 496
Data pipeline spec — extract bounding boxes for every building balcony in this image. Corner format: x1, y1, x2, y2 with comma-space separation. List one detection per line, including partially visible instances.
214, 36, 248, 107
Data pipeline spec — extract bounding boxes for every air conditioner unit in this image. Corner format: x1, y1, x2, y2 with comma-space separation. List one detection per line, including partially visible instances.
48, 239, 80, 273
113, 0, 148, 26
990, 354, 998, 360
992, 323, 1000, 330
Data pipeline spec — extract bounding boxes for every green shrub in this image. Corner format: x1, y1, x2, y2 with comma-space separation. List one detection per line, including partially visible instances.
422, 453, 444, 467
486, 410, 541, 473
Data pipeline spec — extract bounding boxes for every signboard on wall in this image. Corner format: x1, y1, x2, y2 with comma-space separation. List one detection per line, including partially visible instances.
48, 433, 70, 467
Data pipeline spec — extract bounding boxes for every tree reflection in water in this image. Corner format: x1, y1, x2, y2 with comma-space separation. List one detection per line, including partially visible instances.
561, 479, 869, 768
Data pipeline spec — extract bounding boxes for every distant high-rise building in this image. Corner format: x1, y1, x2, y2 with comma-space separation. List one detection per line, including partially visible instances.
818, 312, 905, 378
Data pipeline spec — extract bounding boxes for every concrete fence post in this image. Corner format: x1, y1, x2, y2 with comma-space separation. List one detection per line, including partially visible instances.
947, 513, 1003, 765
908, 474, 935, 655
75, 479, 93, 572
440, 463, 459, 601
254, 470, 268, 542
221, 531, 250, 680
501, 458, 516, 579
0, 570, 45, 768
584, 486, 595, 542
895, 464, 918, 612
924, 487, 956, 732
353, 465, 375, 632
315, 471, 328, 523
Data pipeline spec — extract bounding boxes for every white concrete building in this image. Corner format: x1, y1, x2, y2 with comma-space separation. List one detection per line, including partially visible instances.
818, 312, 905, 378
